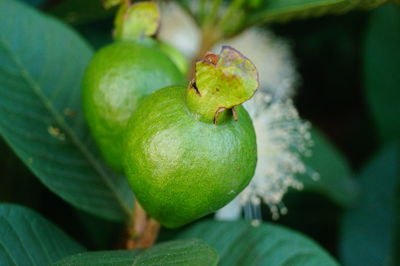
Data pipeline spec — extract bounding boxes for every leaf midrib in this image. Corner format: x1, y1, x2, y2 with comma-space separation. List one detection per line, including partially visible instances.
0, 37, 131, 218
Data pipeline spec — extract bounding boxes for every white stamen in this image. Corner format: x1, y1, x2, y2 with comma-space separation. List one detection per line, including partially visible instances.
240, 92, 316, 219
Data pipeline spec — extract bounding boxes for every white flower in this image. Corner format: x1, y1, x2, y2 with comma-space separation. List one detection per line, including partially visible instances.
245, 92, 318, 219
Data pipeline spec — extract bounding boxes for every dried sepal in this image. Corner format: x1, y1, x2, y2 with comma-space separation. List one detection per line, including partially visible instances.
187, 46, 259, 124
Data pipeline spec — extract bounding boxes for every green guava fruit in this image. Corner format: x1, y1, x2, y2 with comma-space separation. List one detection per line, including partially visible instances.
82, 40, 185, 172
123, 47, 259, 228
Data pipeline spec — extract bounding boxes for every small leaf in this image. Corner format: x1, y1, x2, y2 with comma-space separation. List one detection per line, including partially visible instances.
0, 0, 133, 221
339, 143, 400, 266
175, 220, 339, 266
299, 128, 358, 207
53, 239, 219, 266
0, 203, 85, 265
364, 4, 400, 143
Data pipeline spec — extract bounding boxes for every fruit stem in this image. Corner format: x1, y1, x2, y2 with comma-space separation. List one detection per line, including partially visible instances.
125, 199, 160, 249
188, 27, 220, 79
217, 0, 244, 31
186, 46, 259, 124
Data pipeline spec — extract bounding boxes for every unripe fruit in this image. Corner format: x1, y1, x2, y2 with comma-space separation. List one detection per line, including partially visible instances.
82, 41, 185, 172
123, 47, 259, 228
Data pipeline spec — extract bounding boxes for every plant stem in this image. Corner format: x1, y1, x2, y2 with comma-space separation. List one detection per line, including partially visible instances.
188, 27, 221, 79
203, 0, 222, 27
210, 0, 223, 21
217, 0, 244, 30
137, 218, 161, 248
198, 0, 207, 24
188, 0, 247, 79
125, 199, 160, 249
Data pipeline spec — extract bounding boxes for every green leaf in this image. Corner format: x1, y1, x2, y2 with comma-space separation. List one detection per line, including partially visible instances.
0, 0, 133, 221
53, 239, 219, 266
175, 220, 339, 266
364, 4, 400, 143
299, 128, 358, 207
0, 203, 85, 265
245, 0, 389, 26
339, 143, 400, 266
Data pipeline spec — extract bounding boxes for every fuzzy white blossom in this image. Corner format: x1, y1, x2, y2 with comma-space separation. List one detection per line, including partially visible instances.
243, 93, 318, 219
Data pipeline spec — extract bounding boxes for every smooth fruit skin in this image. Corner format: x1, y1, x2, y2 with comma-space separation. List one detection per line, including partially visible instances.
124, 86, 257, 228
82, 41, 185, 172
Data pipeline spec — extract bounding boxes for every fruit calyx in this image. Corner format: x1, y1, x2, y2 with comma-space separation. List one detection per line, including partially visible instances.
186, 46, 259, 124
107, 0, 160, 41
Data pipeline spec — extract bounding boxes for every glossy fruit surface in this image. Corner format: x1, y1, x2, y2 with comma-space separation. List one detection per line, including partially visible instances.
123, 86, 257, 228
82, 40, 185, 171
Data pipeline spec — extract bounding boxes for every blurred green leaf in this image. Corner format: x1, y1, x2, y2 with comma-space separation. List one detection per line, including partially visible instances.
245, 0, 389, 26
299, 128, 358, 207
53, 239, 219, 266
175, 220, 339, 266
0, 203, 85, 265
50, 0, 114, 25
339, 143, 400, 266
0, 0, 133, 221
364, 4, 400, 143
